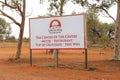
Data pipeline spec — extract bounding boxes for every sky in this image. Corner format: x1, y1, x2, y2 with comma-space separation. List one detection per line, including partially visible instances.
9, 0, 117, 38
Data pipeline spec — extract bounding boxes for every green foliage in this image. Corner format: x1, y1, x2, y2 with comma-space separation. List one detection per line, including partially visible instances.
40, 0, 67, 16
72, 0, 116, 8
86, 7, 100, 44
0, 18, 12, 41
88, 22, 115, 48
98, 23, 115, 48
72, 0, 116, 22
48, 0, 66, 16
86, 7, 115, 48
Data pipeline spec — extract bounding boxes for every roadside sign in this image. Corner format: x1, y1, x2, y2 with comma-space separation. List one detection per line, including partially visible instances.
29, 14, 87, 50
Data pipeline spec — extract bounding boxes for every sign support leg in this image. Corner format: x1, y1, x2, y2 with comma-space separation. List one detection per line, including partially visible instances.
56, 49, 59, 68
30, 49, 32, 66
85, 48, 88, 69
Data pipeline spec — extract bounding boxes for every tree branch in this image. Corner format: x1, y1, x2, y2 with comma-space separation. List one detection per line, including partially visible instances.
0, 1, 17, 9
60, 0, 65, 16
85, 1, 116, 23
100, 7, 116, 23
0, 10, 21, 27
15, 2, 23, 18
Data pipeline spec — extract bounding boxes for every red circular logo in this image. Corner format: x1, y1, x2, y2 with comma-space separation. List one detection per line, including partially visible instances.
50, 19, 61, 29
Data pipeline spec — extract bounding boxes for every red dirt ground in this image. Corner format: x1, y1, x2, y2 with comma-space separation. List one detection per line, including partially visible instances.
0, 42, 120, 80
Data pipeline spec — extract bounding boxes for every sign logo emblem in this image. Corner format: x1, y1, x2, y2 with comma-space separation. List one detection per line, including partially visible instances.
50, 19, 61, 29
48, 19, 62, 34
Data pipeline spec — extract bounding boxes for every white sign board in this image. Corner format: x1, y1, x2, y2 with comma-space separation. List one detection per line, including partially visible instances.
29, 14, 86, 49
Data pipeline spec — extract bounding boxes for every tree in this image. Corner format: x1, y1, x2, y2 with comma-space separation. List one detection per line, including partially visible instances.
0, 18, 11, 41
0, 0, 26, 60
40, 0, 67, 16
86, 7, 115, 48
86, 7, 101, 44
114, 0, 120, 60
47, 0, 66, 16
98, 23, 115, 48
72, 0, 120, 60
72, 0, 116, 21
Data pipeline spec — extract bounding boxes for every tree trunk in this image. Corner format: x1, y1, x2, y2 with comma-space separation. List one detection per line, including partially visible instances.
15, 0, 26, 60
52, 49, 58, 61
60, 0, 65, 16
113, 0, 120, 60
15, 27, 24, 59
